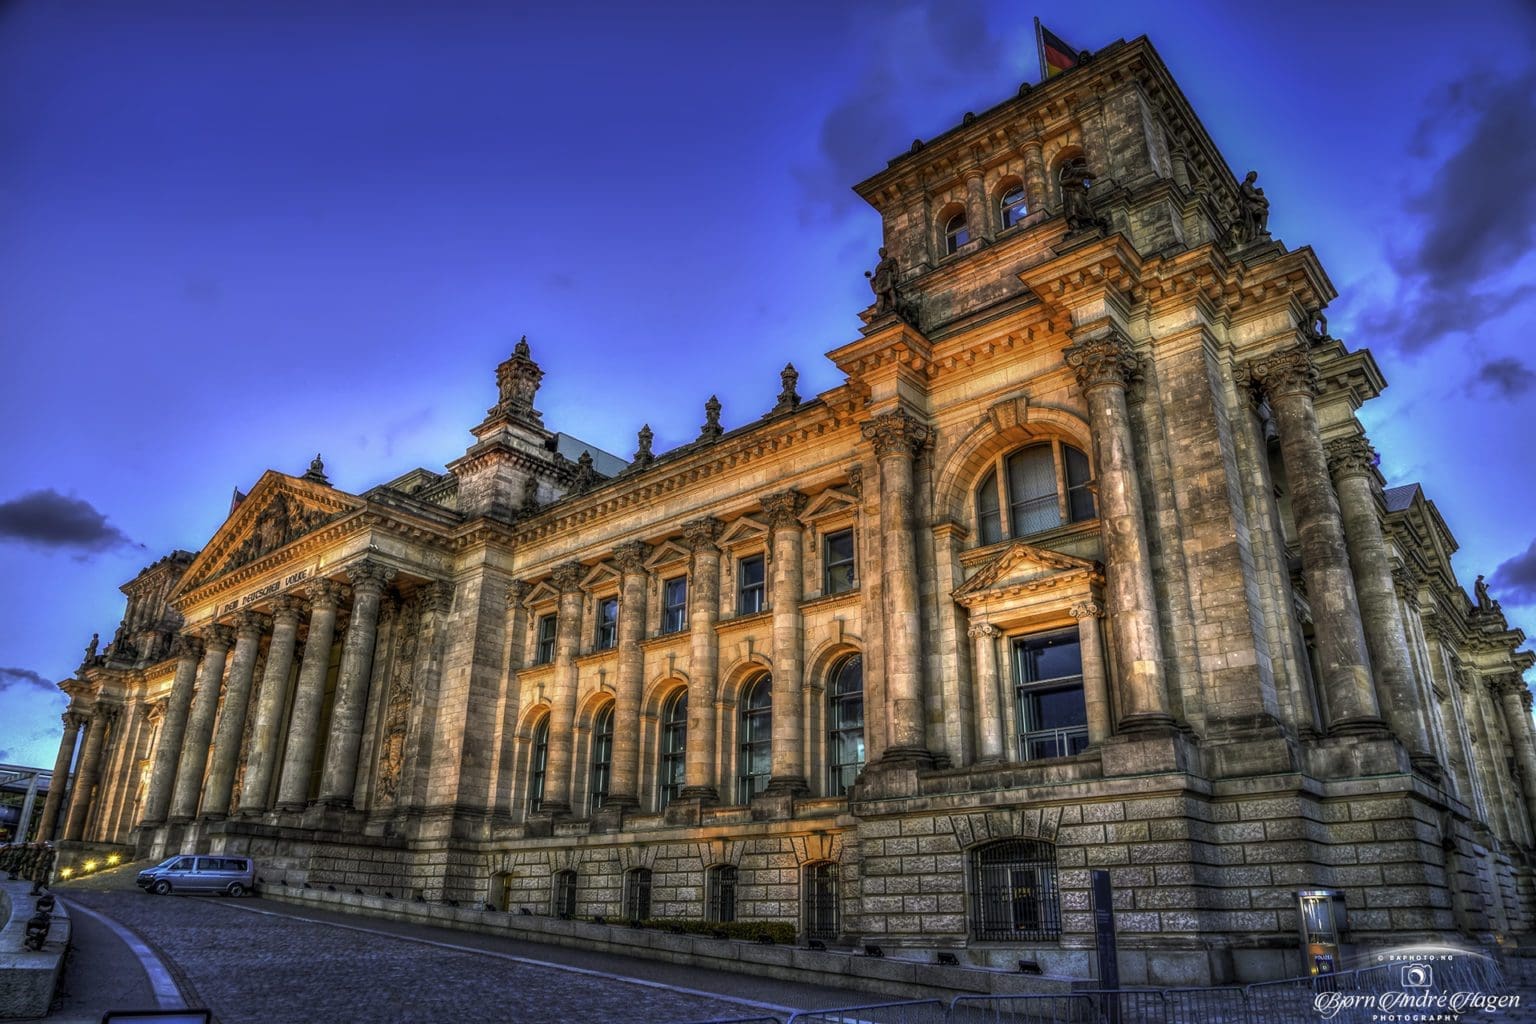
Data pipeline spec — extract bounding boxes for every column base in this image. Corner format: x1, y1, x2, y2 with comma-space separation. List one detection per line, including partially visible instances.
1326, 716, 1390, 739
1116, 712, 1178, 734
1410, 752, 1445, 783
875, 746, 936, 770
677, 785, 718, 804
764, 775, 809, 797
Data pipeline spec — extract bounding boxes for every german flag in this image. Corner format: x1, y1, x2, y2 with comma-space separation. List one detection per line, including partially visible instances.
1036, 19, 1078, 80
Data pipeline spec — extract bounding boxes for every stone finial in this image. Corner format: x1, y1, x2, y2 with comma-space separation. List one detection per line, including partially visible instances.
570, 450, 598, 493
493, 335, 545, 426
681, 516, 723, 553
772, 363, 800, 414
861, 409, 929, 460
303, 454, 329, 485
1243, 346, 1319, 402
1324, 436, 1377, 481
551, 561, 586, 594
631, 425, 655, 470
760, 489, 807, 528
699, 395, 723, 441
1063, 334, 1138, 393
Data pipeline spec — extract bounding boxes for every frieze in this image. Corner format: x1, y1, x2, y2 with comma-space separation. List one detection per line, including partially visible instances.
220, 569, 311, 616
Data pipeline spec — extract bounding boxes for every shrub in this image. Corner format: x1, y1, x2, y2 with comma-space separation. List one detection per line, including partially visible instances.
615, 917, 798, 945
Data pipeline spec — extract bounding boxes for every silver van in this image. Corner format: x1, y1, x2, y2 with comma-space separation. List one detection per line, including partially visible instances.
136, 854, 255, 896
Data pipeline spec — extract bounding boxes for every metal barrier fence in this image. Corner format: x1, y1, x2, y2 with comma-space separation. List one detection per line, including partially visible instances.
676, 951, 1521, 1024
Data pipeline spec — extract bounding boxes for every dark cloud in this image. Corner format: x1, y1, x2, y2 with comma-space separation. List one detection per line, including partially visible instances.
1491, 538, 1536, 606
1468, 356, 1536, 398
0, 489, 140, 553
794, 0, 1008, 218
1365, 69, 1536, 352
0, 666, 57, 694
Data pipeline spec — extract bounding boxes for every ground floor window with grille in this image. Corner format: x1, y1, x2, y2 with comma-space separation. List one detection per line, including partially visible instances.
553, 869, 578, 919
804, 861, 838, 940
623, 867, 652, 921
707, 865, 737, 923
969, 839, 1060, 940
1013, 631, 1087, 760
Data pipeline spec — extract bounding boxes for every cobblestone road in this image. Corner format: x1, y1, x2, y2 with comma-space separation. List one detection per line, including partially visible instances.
58, 869, 860, 1024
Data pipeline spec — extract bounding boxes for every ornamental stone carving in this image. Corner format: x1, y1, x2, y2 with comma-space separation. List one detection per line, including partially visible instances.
418, 580, 454, 616
551, 561, 586, 594
201, 623, 237, 650
846, 465, 864, 500
305, 578, 344, 610
493, 335, 545, 426
234, 611, 270, 640
1243, 346, 1319, 402
506, 580, 532, 607
700, 395, 723, 441
760, 489, 807, 528
228, 491, 335, 571
682, 516, 724, 553
62, 709, 87, 731
1324, 436, 1376, 480
967, 623, 1002, 639
772, 363, 801, 414
862, 409, 929, 460
613, 541, 653, 574
569, 451, 599, 494
271, 594, 303, 622
1063, 333, 1138, 392
631, 425, 655, 470
346, 559, 397, 595
1391, 565, 1421, 609
1070, 600, 1105, 619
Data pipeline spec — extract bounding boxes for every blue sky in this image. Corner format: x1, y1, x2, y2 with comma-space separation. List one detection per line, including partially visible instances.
2, 0, 1534, 768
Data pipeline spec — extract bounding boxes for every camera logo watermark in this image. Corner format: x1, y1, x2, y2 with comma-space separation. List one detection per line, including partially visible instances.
1311, 946, 1521, 1021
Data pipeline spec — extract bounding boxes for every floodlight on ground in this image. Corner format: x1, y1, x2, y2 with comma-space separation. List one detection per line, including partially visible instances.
864, 944, 884, 958
1018, 960, 1041, 974
106, 853, 122, 866
937, 952, 959, 966
806, 939, 826, 951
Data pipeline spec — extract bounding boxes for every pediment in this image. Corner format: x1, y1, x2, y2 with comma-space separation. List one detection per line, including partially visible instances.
802, 487, 859, 523
719, 515, 769, 548
176, 472, 363, 594
521, 580, 560, 608
645, 540, 690, 571
581, 561, 620, 591
952, 541, 1099, 603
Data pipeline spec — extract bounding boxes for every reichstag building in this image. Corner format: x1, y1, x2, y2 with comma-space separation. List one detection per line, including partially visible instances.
38, 37, 1535, 985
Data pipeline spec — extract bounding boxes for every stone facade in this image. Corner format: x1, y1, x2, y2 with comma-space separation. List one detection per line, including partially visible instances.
42, 37, 1536, 985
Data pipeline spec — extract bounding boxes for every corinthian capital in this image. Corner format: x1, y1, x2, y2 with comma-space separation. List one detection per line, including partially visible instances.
681, 517, 723, 553
967, 622, 1002, 640
306, 578, 344, 610
270, 594, 304, 624
62, 709, 87, 732
760, 489, 807, 528
861, 409, 929, 460
551, 561, 586, 594
613, 541, 653, 575
1062, 333, 1139, 392
1324, 436, 1377, 481
346, 559, 397, 595
506, 580, 532, 607
1243, 345, 1319, 402
176, 633, 205, 661
202, 623, 237, 650
1070, 600, 1105, 619
234, 610, 271, 640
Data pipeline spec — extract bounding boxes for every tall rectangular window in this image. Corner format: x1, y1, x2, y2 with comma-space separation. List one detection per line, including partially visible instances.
662, 576, 688, 634
1013, 631, 1087, 761
534, 614, 557, 665
707, 865, 737, 923
595, 596, 618, 650
823, 528, 856, 595
738, 553, 766, 615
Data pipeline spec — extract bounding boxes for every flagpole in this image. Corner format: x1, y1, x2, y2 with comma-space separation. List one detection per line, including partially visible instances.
1034, 16, 1047, 84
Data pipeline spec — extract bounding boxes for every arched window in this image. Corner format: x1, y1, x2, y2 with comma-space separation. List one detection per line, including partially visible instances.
589, 704, 614, 810
804, 861, 839, 940
827, 655, 865, 796
1014, 630, 1087, 760
707, 865, 738, 923
944, 210, 970, 254
658, 690, 688, 809
975, 442, 1095, 544
999, 182, 1028, 229
528, 714, 550, 812
553, 869, 578, 918
623, 867, 652, 921
738, 674, 772, 803
969, 839, 1059, 940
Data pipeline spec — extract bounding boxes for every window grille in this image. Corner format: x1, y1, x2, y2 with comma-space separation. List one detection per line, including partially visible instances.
969, 839, 1060, 941
623, 868, 652, 921
707, 865, 738, 923
804, 862, 839, 940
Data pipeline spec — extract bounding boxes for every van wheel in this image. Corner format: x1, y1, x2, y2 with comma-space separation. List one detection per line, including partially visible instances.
153, 880, 172, 896
227, 883, 246, 898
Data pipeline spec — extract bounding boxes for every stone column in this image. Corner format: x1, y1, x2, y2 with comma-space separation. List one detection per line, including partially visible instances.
863, 409, 934, 765
276, 580, 343, 810
1063, 332, 1174, 732
541, 561, 586, 816
319, 561, 397, 806
1021, 136, 1048, 214
239, 596, 302, 814
763, 489, 809, 794
1496, 679, 1536, 839
62, 705, 117, 841
681, 517, 723, 801
1246, 346, 1383, 735
963, 165, 991, 243
37, 711, 85, 841
199, 612, 268, 819
608, 542, 652, 808
1071, 600, 1112, 743
1326, 435, 1435, 764
968, 623, 1004, 763
169, 625, 235, 821
139, 636, 202, 827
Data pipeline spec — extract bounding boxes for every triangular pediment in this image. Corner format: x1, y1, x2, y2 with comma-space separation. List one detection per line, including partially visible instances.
802, 487, 859, 523
719, 515, 768, 548
521, 580, 560, 608
645, 540, 690, 571
176, 472, 363, 594
581, 561, 620, 591
952, 541, 1099, 602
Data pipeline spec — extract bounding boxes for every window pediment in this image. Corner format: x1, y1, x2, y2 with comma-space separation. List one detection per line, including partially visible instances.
645, 540, 690, 571
952, 541, 1100, 608
718, 515, 769, 549
802, 487, 859, 524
